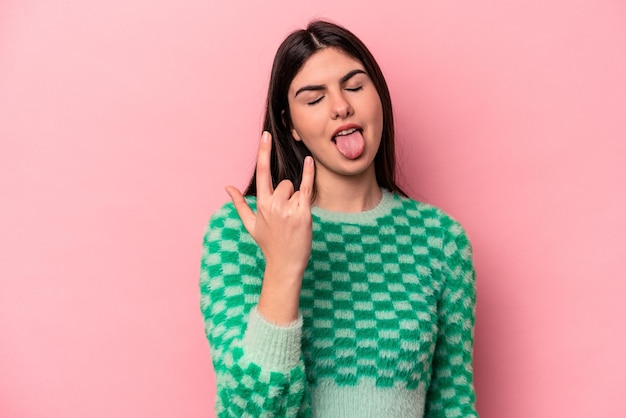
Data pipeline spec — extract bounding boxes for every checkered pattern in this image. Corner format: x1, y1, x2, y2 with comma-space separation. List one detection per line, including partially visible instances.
200, 191, 477, 417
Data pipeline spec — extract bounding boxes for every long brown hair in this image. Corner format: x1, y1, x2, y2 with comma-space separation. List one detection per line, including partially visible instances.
245, 20, 407, 197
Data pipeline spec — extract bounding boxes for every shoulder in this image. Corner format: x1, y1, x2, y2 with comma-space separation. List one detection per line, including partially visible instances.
389, 193, 472, 253
392, 196, 475, 291
391, 193, 466, 232
202, 197, 258, 250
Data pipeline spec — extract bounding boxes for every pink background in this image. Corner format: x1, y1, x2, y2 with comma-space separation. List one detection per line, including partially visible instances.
1, 1, 625, 417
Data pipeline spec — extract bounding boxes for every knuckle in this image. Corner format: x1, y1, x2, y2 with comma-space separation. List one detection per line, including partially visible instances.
256, 160, 269, 172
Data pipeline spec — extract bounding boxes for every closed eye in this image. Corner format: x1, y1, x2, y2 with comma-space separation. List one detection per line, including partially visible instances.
345, 86, 363, 92
308, 96, 324, 106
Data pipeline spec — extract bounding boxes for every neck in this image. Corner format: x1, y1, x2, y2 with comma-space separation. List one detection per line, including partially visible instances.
313, 167, 382, 213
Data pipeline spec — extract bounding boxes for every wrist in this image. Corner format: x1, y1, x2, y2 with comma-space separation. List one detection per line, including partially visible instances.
263, 259, 307, 281
257, 267, 303, 325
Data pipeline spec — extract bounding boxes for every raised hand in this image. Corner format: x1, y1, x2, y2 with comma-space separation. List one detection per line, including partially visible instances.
225, 131, 315, 324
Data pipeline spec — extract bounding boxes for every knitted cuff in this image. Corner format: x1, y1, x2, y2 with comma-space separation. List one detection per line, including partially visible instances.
241, 307, 303, 372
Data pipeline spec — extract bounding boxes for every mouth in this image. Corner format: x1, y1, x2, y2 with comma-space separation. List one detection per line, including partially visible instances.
331, 124, 362, 142
331, 124, 365, 160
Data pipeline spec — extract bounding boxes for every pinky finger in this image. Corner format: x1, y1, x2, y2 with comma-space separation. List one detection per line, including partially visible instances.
299, 156, 315, 207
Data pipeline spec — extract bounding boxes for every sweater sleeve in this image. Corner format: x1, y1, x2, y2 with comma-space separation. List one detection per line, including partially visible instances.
199, 202, 310, 417
425, 219, 478, 418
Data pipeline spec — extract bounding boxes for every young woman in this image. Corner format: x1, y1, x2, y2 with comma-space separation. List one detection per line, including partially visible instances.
200, 20, 478, 417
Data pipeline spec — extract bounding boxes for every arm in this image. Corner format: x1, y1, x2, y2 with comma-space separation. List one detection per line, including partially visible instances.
200, 132, 315, 417
200, 204, 310, 417
425, 219, 478, 417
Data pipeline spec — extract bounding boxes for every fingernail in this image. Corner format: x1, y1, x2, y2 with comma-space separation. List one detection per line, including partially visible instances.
304, 156, 313, 166
262, 131, 269, 142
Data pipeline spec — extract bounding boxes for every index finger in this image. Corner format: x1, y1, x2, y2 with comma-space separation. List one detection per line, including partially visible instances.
255, 131, 274, 197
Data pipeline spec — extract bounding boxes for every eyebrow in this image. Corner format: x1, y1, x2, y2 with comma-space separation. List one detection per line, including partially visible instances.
294, 69, 367, 97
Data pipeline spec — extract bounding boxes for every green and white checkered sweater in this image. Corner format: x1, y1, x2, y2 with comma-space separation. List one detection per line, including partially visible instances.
200, 190, 477, 417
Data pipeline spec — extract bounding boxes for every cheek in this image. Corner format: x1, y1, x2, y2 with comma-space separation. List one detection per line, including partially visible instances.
370, 96, 384, 135
375, 102, 383, 125
287, 105, 306, 139
362, 90, 383, 117
290, 107, 324, 139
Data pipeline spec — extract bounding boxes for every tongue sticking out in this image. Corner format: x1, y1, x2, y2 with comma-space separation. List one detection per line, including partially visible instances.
334, 130, 365, 160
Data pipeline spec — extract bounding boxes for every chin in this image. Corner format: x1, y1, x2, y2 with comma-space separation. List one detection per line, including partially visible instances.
338, 159, 376, 177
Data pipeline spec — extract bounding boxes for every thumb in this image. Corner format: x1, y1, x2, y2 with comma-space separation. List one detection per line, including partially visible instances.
225, 186, 256, 234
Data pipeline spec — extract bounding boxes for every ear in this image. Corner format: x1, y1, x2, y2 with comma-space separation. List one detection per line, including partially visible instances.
281, 109, 302, 141
291, 127, 302, 141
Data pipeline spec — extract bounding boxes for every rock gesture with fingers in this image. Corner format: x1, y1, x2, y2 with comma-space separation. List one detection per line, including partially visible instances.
225, 131, 315, 325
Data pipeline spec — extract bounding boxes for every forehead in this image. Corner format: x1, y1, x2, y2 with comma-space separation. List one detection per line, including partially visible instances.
289, 47, 365, 90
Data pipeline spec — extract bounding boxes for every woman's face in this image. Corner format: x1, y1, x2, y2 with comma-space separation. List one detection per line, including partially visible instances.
287, 47, 383, 183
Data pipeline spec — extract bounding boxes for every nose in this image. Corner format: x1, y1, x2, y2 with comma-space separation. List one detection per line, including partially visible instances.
330, 91, 354, 119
